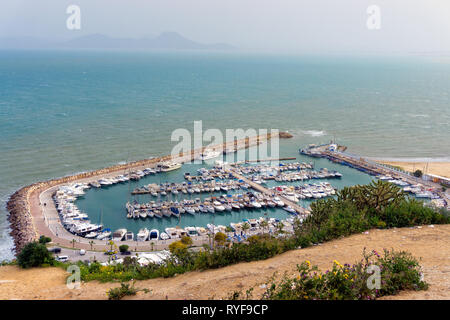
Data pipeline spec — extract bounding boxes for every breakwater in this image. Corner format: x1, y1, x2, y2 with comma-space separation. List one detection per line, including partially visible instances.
6, 132, 279, 254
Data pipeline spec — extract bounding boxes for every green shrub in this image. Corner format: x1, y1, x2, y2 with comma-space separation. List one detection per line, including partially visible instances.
17, 242, 54, 268
107, 282, 138, 300
38, 236, 52, 244
119, 245, 129, 253
234, 249, 428, 300
180, 236, 193, 246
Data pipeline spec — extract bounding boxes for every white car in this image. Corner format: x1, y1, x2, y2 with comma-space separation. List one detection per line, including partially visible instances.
79, 249, 86, 256
56, 255, 69, 262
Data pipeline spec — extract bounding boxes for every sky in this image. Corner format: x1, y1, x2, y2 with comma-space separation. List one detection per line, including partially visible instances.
1, 0, 450, 53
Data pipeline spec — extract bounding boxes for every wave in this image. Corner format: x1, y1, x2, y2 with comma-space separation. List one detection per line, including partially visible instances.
302, 130, 326, 137
409, 114, 430, 118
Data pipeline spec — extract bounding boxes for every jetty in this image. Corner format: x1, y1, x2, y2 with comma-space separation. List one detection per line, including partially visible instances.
227, 169, 308, 215
6, 132, 283, 253
300, 144, 450, 207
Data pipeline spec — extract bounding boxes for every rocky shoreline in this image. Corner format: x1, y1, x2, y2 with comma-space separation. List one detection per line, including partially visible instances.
5, 132, 279, 255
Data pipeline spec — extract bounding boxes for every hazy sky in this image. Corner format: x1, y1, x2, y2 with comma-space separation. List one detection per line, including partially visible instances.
1, 0, 450, 53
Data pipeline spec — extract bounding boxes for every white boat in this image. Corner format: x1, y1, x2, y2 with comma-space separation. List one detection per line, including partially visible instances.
283, 206, 297, 214
97, 231, 111, 240
185, 207, 196, 215
112, 228, 127, 241
197, 150, 221, 161
137, 228, 150, 241
85, 231, 98, 239
213, 201, 225, 212
159, 232, 170, 240
165, 228, 179, 239
157, 162, 182, 172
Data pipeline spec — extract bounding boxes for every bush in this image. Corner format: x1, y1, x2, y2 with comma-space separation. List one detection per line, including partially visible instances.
107, 282, 138, 300
233, 249, 428, 300
413, 170, 423, 178
38, 236, 52, 244
17, 242, 54, 268
168, 241, 187, 254
214, 232, 227, 245
180, 236, 193, 246
119, 245, 129, 253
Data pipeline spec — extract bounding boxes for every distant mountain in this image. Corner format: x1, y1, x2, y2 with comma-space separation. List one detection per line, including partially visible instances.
0, 32, 235, 51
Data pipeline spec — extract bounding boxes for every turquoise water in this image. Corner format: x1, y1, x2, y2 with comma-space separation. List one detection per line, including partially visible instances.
1, 51, 449, 259
75, 144, 374, 235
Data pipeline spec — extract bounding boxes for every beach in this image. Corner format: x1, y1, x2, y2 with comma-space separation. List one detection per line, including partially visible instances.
376, 161, 450, 179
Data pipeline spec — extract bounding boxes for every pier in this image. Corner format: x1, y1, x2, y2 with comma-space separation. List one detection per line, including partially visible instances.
301, 144, 450, 207
227, 168, 309, 215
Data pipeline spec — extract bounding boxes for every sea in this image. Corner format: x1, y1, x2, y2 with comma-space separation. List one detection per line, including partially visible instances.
1, 50, 449, 260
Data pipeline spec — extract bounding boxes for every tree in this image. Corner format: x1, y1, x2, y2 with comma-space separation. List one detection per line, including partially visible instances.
276, 222, 285, 236
413, 170, 423, 178
119, 244, 129, 253
38, 235, 51, 244
89, 240, 95, 251
259, 220, 269, 234
180, 235, 193, 247
241, 222, 250, 235
71, 239, 77, 248
214, 232, 227, 246
17, 242, 54, 268
168, 241, 187, 254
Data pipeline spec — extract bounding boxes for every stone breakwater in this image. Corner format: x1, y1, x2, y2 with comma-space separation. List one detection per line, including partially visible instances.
5, 132, 279, 255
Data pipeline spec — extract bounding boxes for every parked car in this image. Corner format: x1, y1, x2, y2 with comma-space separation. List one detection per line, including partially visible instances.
55, 255, 69, 262
48, 247, 61, 254
79, 249, 86, 256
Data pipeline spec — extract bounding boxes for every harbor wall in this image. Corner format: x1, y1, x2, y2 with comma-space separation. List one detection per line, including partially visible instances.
6, 132, 280, 254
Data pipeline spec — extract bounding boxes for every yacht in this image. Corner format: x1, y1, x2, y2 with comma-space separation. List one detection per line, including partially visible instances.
197, 150, 221, 161
97, 230, 111, 240
112, 228, 127, 241
157, 162, 182, 172
159, 232, 170, 240
137, 228, 150, 241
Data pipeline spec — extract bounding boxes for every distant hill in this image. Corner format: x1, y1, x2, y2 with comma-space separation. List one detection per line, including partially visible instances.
0, 32, 235, 51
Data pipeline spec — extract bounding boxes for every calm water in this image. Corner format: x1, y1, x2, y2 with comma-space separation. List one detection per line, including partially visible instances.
1, 51, 449, 260
75, 144, 374, 235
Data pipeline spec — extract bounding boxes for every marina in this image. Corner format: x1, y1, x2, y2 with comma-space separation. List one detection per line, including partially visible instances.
7, 133, 448, 253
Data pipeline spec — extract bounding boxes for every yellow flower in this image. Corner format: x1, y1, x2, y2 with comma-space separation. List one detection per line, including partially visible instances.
305, 260, 311, 267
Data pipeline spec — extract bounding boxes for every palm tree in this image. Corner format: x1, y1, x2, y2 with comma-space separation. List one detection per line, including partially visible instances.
276, 222, 285, 236
71, 239, 76, 248
242, 222, 250, 236
259, 220, 269, 234
89, 240, 95, 251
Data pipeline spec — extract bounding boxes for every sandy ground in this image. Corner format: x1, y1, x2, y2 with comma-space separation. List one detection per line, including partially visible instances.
376, 161, 450, 179
0, 224, 449, 300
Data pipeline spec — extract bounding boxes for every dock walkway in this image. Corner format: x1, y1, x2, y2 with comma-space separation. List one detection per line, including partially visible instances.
227, 168, 308, 215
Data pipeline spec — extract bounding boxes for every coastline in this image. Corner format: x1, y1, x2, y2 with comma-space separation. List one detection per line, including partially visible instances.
6, 133, 279, 255
375, 160, 450, 179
